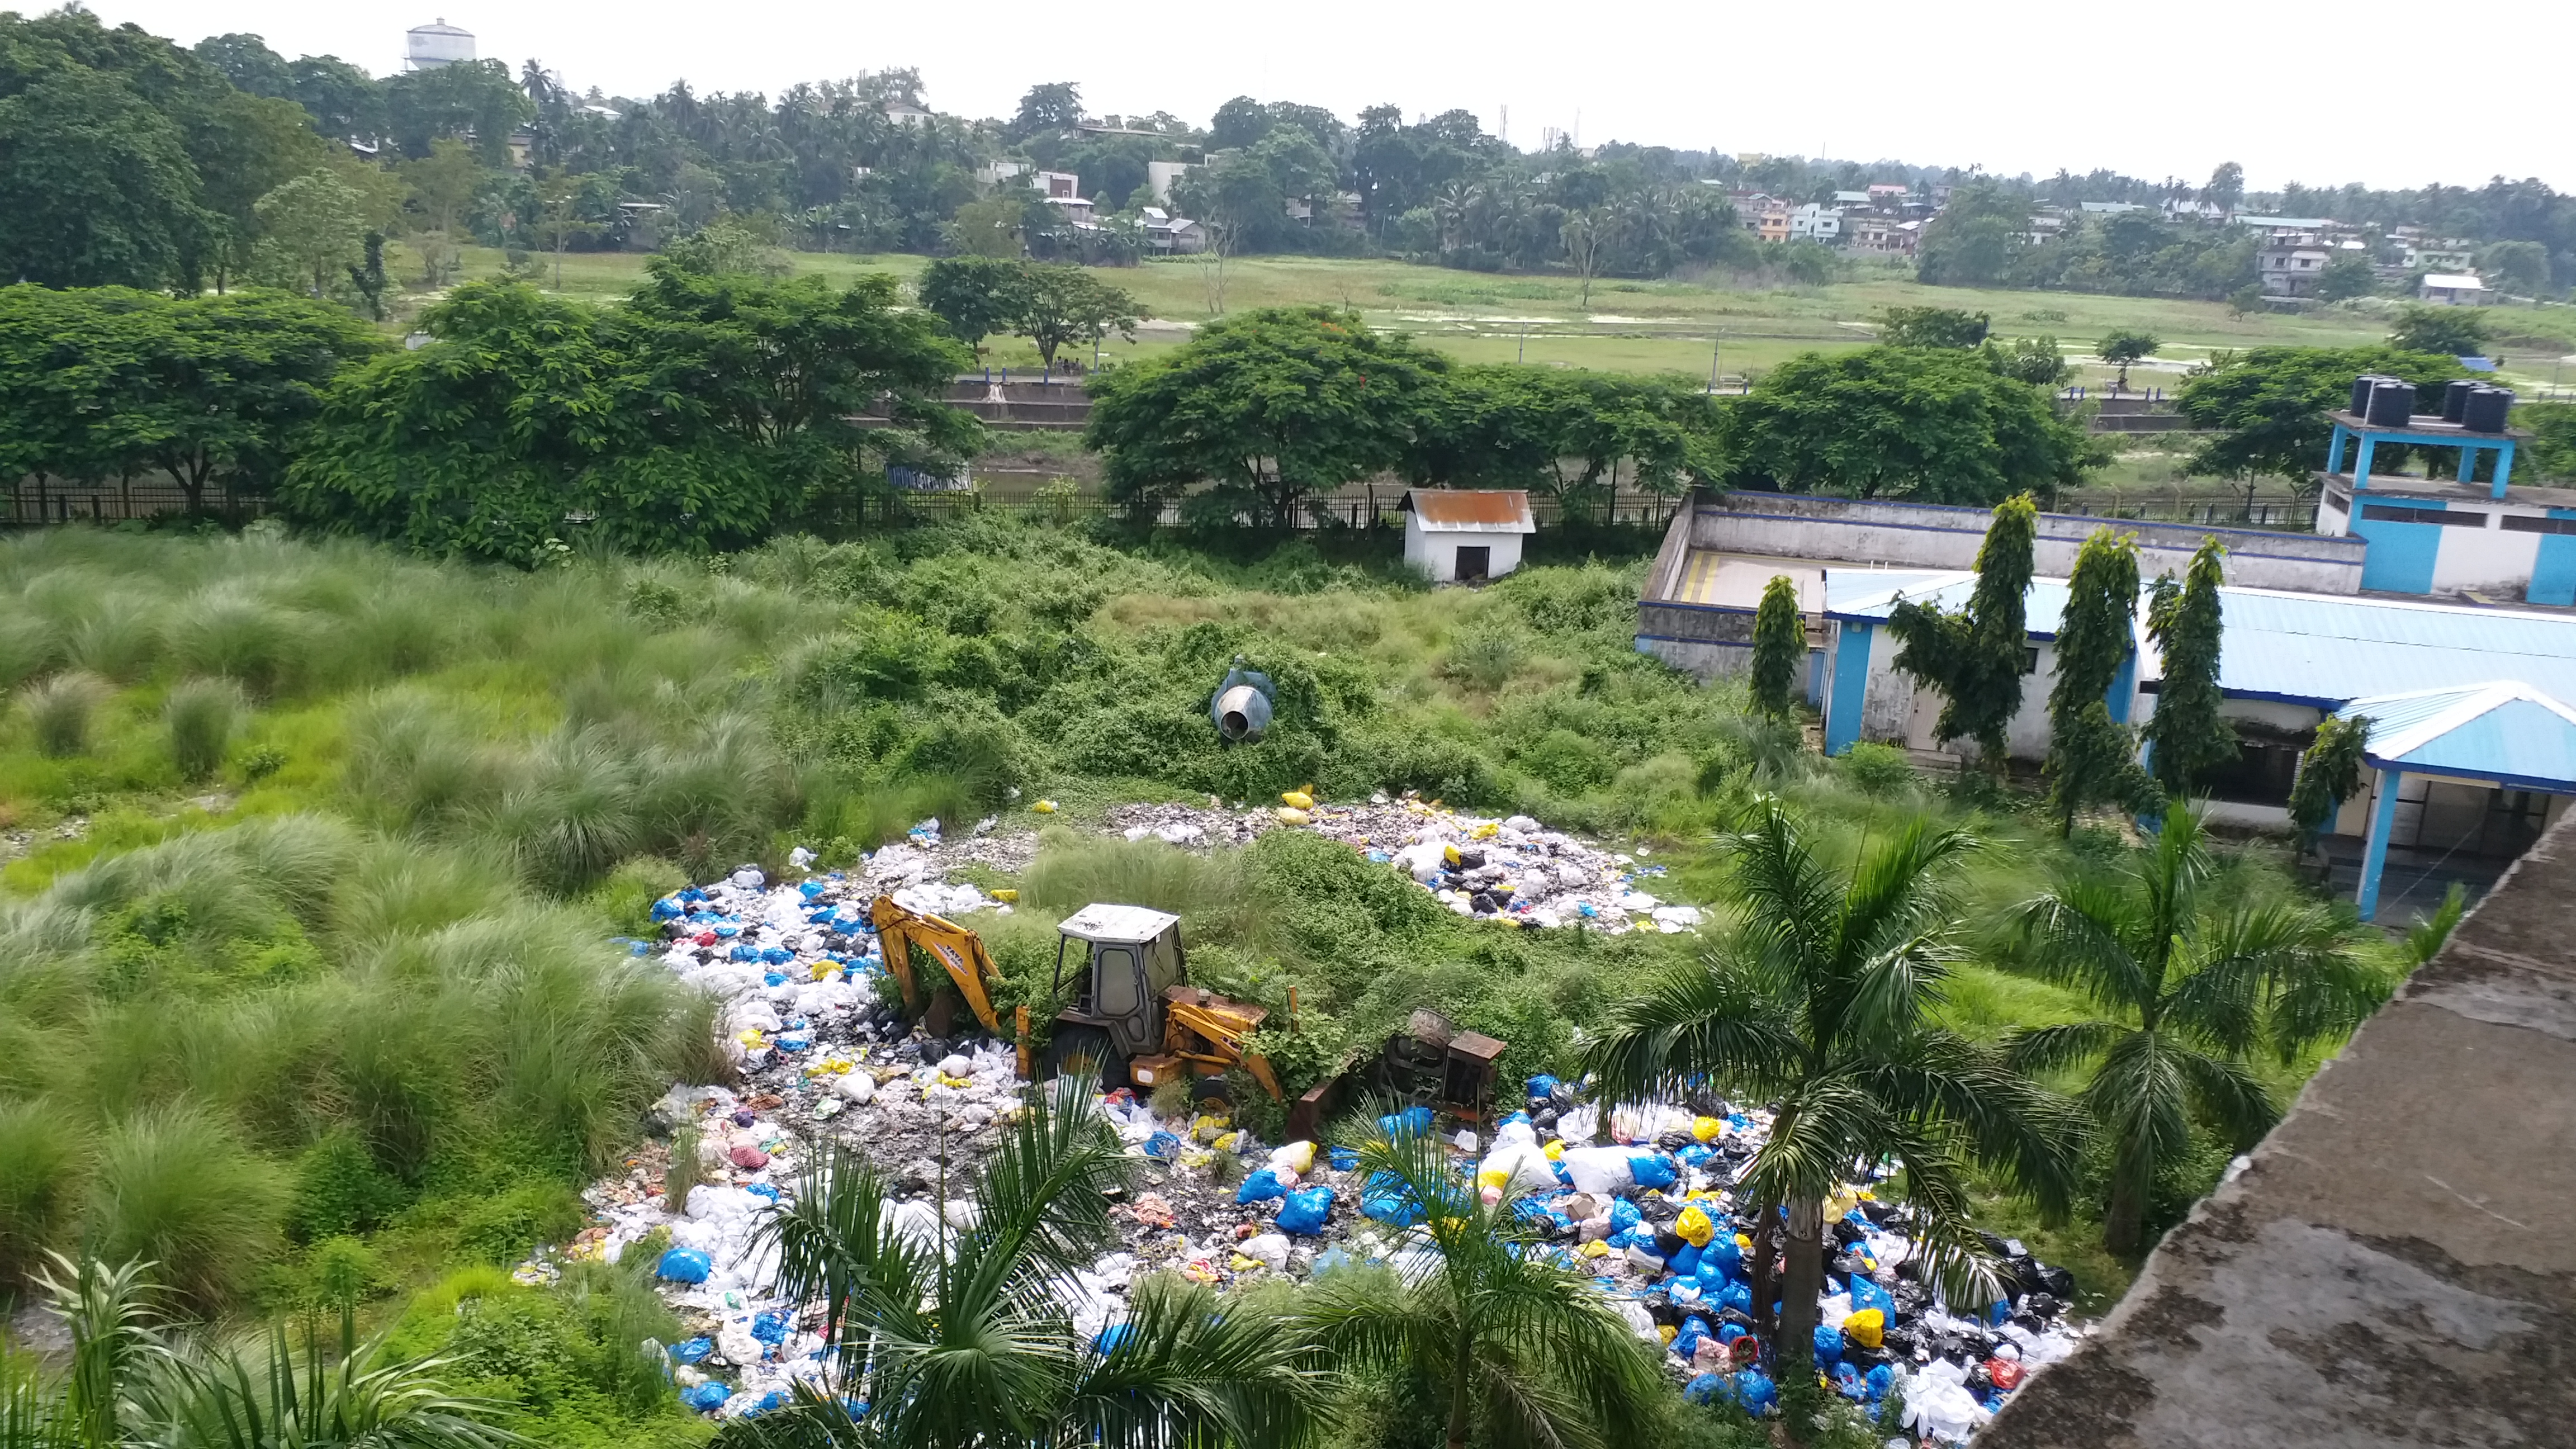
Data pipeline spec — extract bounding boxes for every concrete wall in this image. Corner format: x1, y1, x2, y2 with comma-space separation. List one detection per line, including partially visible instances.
1403, 517, 1525, 582
1978, 808, 2576, 1449
1834, 624, 2059, 761
1690, 494, 2366, 594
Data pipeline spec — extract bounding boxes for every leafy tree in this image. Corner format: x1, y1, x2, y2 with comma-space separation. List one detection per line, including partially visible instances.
2174, 345, 2462, 482
917, 255, 1032, 352
1878, 306, 1991, 349
2315, 252, 2377, 302
2389, 302, 2491, 356
1749, 575, 1806, 721
289, 54, 386, 142
401, 139, 484, 286
1986, 335, 2071, 389
192, 32, 293, 98
2006, 806, 2379, 1253
1583, 799, 2081, 1378
2479, 239, 2550, 297
1086, 306, 1448, 528
2046, 528, 2160, 834
2227, 285, 2263, 317
348, 231, 389, 321
1561, 207, 1609, 307
383, 57, 531, 164
531, 168, 600, 290
1299, 1106, 1666, 1449
1405, 367, 1720, 519
727, 1078, 1322, 1449
2096, 329, 2158, 391
2525, 401, 2576, 480
251, 168, 367, 297
2200, 162, 2244, 214
1014, 264, 1140, 371
1007, 80, 1083, 141
2142, 539, 2236, 795
1726, 348, 2101, 504
947, 195, 1027, 258
0, 65, 207, 288
2287, 713, 2370, 858
1915, 182, 2025, 286
286, 271, 972, 562
1890, 494, 2039, 770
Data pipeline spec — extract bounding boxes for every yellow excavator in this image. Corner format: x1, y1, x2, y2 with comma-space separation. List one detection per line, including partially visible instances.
867, 894, 1282, 1104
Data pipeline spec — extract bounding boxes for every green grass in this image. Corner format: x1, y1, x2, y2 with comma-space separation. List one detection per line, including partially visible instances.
424, 243, 2569, 387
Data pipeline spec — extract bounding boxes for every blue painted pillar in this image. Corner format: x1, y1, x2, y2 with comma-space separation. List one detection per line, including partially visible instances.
2354, 435, 2377, 491
2493, 439, 2517, 497
2106, 647, 2139, 724
2356, 767, 2402, 922
1825, 622, 1872, 756
2457, 442, 2478, 483
2327, 424, 2348, 475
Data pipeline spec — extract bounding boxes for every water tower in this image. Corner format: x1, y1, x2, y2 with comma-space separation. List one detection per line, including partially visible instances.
405, 18, 475, 71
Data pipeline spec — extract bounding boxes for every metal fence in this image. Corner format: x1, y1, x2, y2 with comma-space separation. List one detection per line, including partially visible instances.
3, 478, 273, 528
807, 489, 1688, 534
2056, 492, 2317, 532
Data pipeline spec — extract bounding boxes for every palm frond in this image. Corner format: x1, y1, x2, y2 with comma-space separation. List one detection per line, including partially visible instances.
142, 1323, 524, 1449
1862, 1031, 2088, 1219
2011, 885, 2154, 1016
1837, 815, 1976, 971
1839, 924, 1959, 1049
1877, 1129, 2012, 1315
2171, 1044, 2279, 1152
2081, 1028, 2196, 1191
2000, 1020, 2129, 1076
1064, 1278, 1327, 1449
1718, 795, 1841, 976
1575, 951, 1805, 1107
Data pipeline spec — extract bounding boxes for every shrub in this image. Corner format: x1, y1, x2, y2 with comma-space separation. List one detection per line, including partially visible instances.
1438, 631, 1520, 692
165, 677, 244, 783
21, 671, 107, 757
452, 1182, 584, 1266
0, 1099, 80, 1284
289, 1128, 411, 1242
1840, 742, 1918, 798
84, 1101, 288, 1309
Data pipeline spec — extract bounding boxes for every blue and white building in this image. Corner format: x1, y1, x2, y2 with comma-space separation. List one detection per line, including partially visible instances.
2313, 386, 2568, 600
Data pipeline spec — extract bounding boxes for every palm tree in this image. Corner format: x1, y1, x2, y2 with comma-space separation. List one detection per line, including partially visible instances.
11, 1252, 519, 1449
1581, 798, 2083, 1379
1296, 1108, 1665, 1449
2006, 804, 2381, 1255
727, 1077, 1322, 1449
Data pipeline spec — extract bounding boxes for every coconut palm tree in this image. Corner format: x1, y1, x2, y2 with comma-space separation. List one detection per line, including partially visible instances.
724, 1076, 1322, 1449
1296, 1107, 1666, 1449
2005, 804, 2382, 1255
1580, 798, 2083, 1379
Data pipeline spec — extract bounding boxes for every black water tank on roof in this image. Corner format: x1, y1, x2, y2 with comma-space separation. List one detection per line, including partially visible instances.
2366, 379, 2417, 428
2463, 386, 2514, 434
2351, 375, 2383, 416
2444, 379, 2477, 424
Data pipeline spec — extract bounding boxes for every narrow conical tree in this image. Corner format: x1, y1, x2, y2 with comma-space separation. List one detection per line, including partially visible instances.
1749, 573, 1807, 721
2143, 538, 2235, 794
1888, 493, 2038, 771
2045, 528, 2160, 833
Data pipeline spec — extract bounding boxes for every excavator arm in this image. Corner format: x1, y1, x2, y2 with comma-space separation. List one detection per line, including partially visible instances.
868, 895, 1004, 1035
1159, 989, 1284, 1102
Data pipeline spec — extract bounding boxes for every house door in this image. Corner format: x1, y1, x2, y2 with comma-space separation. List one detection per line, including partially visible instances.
1455, 546, 1490, 581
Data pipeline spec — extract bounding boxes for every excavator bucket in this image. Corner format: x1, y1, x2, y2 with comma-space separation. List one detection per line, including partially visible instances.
869, 895, 1004, 1035
1133, 986, 1285, 1103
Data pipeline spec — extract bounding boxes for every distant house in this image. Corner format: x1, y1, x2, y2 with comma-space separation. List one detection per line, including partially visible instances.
2403, 242, 2476, 273
2421, 273, 2490, 305
1402, 490, 1536, 584
1787, 203, 1841, 243
976, 160, 1030, 187
2260, 244, 2331, 297
1867, 182, 1909, 205
1139, 207, 1206, 254
1036, 171, 1082, 200
1831, 190, 1872, 206
1043, 195, 1095, 225
2078, 201, 2143, 215
883, 101, 931, 127
1147, 160, 1193, 204
1848, 216, 1915, 256
1750, 198, 1791, 244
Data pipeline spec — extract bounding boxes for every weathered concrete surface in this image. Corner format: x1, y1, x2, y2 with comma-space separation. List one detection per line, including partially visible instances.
1981, 813, 2576, 1448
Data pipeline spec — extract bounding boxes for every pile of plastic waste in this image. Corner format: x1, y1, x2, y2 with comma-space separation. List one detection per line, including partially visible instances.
537, 815, 2069, 1437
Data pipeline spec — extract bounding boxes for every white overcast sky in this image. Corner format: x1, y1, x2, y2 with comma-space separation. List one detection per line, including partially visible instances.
88, 0, 2575, 192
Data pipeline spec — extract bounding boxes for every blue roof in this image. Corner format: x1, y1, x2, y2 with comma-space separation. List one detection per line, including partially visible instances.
1834, 578, 2576, 709
2337, 683, 2576, 790
1823, 569, 1957, 611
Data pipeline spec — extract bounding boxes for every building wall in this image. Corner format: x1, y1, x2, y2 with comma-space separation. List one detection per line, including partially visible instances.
1692, 494, 2366, 594
2340, 492, 2576, 602
1403, 517, 1524, 581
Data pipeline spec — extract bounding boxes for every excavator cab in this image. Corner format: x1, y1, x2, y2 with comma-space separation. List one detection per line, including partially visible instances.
1044, 905, 1284, 1105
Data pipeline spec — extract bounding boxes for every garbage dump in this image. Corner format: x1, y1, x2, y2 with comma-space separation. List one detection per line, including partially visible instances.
547, 803, 2071, 1438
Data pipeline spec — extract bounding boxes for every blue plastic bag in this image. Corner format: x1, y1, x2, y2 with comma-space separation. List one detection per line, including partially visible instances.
799, 880, 826, 899
1628, 1154, 1677, 1190
671, 1337, 713, 1364
1812, 1322, 1843, 1364
1668, 1242, 1702, 1277
1720, 1281, 1753, 1315
1864, 1364, 1893, 1403
751, 1310, 790, 1344
1732, 1369, 1778, 1414
1672, 1314, 1711, 1360
744, 1182, 780, 1202
1235, 1168, 1287, 1204
656, 1248, 713, 1284
1989, 1298, 2014, 1325
1833, 1362, 1866, 1400
1143, 1131, 1180, 1160
1608, 1199, 1641, 1232
1526, 1073, 1560, 1099
1702, 1233, 1742, 1278
1095, 1323, 1131, 1355
1683, 1372, 1725, 1404
1717, 1322, 1744, 1344
760, 946, 794, 965
1379, 1106, 1433, 1139
651, 898, 684, 921
683, 1382, 730, 1412
1361, 1194, 1420, 1227
1275, 1186, 1334, 1235
1850, 1275, 1895, 1317
1326, 1146, 1360, 1171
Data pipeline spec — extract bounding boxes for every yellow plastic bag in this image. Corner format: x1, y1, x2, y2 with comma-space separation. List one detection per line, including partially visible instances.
1032, 799, 1058, 814
1280, 790, 1315, 811
1674, 1204, 1716, 1248
1443, 844, 1462, 866
1692, 1115, 1723, 1143
1579, 1239, 1609, 1258
992, 889, 1020, 903
1211, 1131, 1240, 1153
1542, 1139, 1565, 1161
1657, 1324, 1677, 1344
1476, 1168, 1508, 1191
1471, 821, 1499, 840
1275, 1140, 1315, 1173
1843, 1309, 1884, 1350
1275, 807, 1310, 825
1191, 1113, 1232, 1143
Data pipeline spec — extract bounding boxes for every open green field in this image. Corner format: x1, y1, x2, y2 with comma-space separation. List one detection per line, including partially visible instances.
437, 244, 2576, 389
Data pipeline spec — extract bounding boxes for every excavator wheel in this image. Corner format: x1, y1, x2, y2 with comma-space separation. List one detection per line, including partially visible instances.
1043, 1024, 1125, 1088
1191, 1074, 1233, 1110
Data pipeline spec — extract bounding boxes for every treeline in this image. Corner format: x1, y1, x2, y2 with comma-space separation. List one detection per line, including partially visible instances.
1917, 183, 2260, 300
